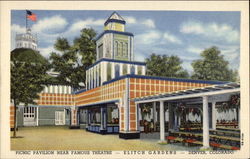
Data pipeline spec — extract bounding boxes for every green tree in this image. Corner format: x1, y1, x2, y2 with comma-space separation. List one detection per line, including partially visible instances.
11, 48, 49, 137
191, 46, 238, 81
49, 28, 97, 89
145, 53, 189, 78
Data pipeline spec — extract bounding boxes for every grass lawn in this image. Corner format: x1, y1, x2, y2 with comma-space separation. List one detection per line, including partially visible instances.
11, 126, 200, 150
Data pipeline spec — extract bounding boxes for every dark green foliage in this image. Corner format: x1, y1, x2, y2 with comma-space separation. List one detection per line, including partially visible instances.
145, 53, 189, 78
11, 48, 49, 137
49, 28, 97, 89
11, 48, 48, 65
191, 46, 238, 82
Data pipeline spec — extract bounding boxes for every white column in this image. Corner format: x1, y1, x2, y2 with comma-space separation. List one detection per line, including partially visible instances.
174, 114, 178, 129
111, 63, 115, 79
238, 107, 240, 129
153, 102, 157, 123
136, 104, 139, 131
124, 78, 129, 132
202, 96, 210, 149
36, 107, 39, 126
100, 107, 104, 130
159, 100, 165, 142
212, 101, 216, 130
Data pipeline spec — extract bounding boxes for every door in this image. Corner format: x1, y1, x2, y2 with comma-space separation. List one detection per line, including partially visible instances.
55, 111, 65, 125
23, 106, 36, 126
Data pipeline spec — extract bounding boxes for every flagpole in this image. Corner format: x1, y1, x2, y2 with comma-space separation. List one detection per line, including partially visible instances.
25, 11, 27, 32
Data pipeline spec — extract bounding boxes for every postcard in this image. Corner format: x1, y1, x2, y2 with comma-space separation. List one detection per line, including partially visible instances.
0, 1, 249, 159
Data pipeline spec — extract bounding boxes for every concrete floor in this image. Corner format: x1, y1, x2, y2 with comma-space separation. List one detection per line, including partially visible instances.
11, 126, 201, 150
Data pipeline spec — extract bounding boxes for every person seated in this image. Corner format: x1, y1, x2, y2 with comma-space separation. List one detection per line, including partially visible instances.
144, 120, 149, 134
150, 120, 154, 133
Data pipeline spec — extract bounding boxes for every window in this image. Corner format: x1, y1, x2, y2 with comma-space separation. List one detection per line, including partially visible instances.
130, 66, 135, 75
124, 42, 128, 57
121, 42, 123, 56
115, 41, 118, 56
122, 65, 127, 75
115, 64, 120, 78
99, 66, 101, 86
107, 63, 112, 81
86, 72, 89, 89
118, 42, 122, 56
98, 44, 103, 59
137, 66, 142, 75
96, 69, 98, 87
90, 73, 92, 89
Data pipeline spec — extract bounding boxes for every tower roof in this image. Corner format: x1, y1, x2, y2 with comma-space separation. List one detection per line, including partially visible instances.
104, 12, 126, 26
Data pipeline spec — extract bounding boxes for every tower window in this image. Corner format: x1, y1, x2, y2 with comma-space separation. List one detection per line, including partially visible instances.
124, 42, 128, 57
115, 41, 118, 56
122, 65, 127, 75
130, 66, 135, 75
115, 64, 120, 78
121, 42, 123, 56
107, 63, 112, 81
98, 44, 103, 59
138, 66, 142, 75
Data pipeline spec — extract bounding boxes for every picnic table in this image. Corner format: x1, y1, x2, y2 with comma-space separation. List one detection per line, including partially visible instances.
167, 131, 240, 150
216, 126, 240, 132
210, 129, 240, 137
171, 131, 240, 145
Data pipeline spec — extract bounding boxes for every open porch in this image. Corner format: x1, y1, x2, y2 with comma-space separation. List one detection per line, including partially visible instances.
134, 82, 240, 150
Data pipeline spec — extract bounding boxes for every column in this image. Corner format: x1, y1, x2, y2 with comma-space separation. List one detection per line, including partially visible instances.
212, 101, 216, 130
159, 100, 165, 142
86, 109, 89, 128
71, 108, 75, 125
153, 102, 157, 131
136, 103, 140, 131
103, 107, 107, 130
36, 107, 39, 126
76, 108, 80, 126
237, 107, 240, 129
124, 78, 129, 132
168, 104, 173, 131
100, 107, 104, 130
174, 114, 178, 130
202, 96, 210, 149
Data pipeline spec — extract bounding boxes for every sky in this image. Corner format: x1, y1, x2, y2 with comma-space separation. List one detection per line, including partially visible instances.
11, 10, 240, 74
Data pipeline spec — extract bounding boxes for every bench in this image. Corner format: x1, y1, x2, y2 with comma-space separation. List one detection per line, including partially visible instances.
210, 129, 240, 137
166, 136, 240, 150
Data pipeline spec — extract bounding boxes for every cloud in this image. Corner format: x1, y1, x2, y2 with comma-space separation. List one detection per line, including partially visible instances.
32, 15, 68, 34
220, 46, 240, 62
39, 46, 57, 58
11, 24, 26, 33
181, 61, 193, 73
136, 30, 161, 45
123, 16, 155, 29
163, 32, 182, 44
180, 20, 239, 43
65, 18, 104, 36
141, 19, 155, 28
187, 46, 204, 54
124, 16, 136, 24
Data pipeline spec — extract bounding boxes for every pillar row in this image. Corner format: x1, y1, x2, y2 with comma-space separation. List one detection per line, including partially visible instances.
202, 96, 210, 149
159, 100, 165, 142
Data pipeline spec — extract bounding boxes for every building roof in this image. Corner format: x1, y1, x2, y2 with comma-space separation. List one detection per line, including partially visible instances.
134, 82, 240, 103
86, 58, 146, 70
104, 11, 126, 26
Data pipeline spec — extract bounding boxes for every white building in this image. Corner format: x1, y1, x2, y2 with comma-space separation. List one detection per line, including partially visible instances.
15, 28, 38, 50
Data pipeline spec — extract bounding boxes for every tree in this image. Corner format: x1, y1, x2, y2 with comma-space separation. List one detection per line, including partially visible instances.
11, 48, 49, 137
49, 28, 97, 89
145, 53, 189, 78
191, 46, 238, 81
